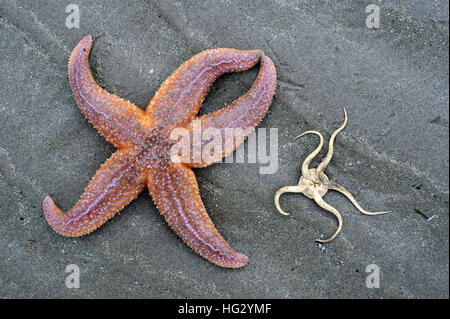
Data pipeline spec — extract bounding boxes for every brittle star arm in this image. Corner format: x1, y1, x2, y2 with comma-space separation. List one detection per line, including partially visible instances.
181, 55, 277, 168
146, 48, 263, 127
43, 149, 147, 237
147, 161, 249, 268
295, 131, 323, 180
312, 192, 343, 243
274, 185, 306, 216
327, 181, 390, 216
316, 108, 347, 175
69, 36, 147, 148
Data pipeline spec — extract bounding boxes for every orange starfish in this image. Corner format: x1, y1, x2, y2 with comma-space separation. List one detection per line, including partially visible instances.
43, 35, 276, 268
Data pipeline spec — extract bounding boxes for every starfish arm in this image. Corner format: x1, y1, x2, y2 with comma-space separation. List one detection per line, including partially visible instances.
146, 48, 263, 126
316, 108, 347, 175
327, 182, 391, 215
147, 162, 249, 268
295, 131, 323, 180
274, 185, 306, 216
43, 150, 147, 237
313, 192, 343, 243
68, 35, 146, 148
181, 55, 277, 168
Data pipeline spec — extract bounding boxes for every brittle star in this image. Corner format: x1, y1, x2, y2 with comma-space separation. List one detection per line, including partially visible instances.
274, 109, 390, 243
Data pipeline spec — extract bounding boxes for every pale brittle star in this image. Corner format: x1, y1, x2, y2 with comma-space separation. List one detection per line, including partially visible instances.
274, 109, 390, 243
